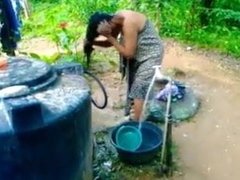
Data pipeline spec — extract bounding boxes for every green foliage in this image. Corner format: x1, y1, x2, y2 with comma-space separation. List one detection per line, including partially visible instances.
24, 0, 240, 59
63, 0, 119, 23
209, 8, 240, 27
23, 2, 85, 39
134, 0, 240, 58
214, 0, 240, 11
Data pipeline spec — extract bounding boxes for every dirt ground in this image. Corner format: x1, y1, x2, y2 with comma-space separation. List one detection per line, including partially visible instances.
19, 38, 240, 180
162, 41, 240, 180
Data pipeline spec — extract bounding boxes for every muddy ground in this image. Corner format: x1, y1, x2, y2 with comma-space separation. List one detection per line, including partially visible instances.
19, 38, 240, 180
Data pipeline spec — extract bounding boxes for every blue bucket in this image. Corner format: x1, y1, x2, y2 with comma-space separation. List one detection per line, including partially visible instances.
111, 121, 163, 164
116, 125, 142, 151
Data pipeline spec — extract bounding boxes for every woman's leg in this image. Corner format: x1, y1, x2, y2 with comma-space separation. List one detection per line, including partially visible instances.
132, 98, 144, 121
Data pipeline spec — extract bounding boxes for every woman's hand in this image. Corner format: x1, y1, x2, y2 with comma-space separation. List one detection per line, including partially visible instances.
97, 21, 112, 37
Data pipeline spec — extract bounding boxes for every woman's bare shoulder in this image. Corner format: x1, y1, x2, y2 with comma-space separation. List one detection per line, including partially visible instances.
117, 10, 146, 32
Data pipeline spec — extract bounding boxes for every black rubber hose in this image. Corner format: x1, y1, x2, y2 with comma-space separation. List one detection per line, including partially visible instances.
84, 69, 108, 109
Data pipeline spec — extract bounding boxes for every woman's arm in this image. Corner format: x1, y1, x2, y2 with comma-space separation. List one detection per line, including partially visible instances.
97, 20, 138, 58
91, 32, 119, 48
106, 25, 138, 59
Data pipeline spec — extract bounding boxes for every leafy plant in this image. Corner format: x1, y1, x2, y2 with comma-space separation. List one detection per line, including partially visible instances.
24, 0, 240, 59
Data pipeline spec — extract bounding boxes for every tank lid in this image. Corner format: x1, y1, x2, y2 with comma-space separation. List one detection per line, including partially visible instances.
0, 57, 56, 92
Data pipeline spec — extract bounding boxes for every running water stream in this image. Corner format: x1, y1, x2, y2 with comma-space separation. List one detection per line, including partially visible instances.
138, 65, 165, 130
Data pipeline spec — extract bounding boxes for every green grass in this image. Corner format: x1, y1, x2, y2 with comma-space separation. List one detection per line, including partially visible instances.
169, 26, 240, 58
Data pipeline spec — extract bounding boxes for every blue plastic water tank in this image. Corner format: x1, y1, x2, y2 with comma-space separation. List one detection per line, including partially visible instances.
0, 57, 92, 180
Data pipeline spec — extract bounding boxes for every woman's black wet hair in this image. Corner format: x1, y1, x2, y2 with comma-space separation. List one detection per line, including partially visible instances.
86, 12, 113, 42
84, 12, 114, 67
